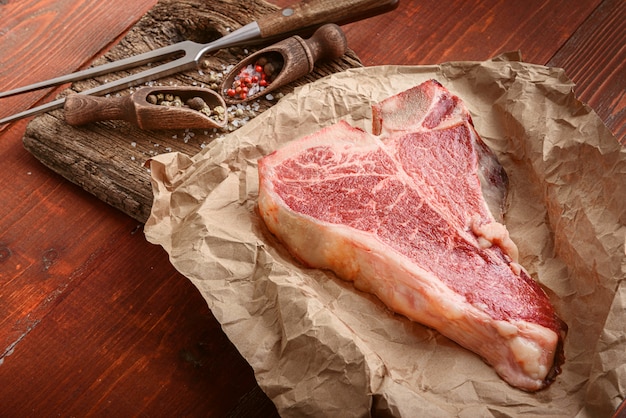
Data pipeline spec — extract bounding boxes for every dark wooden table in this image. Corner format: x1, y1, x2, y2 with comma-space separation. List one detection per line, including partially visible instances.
0, 0, 624, 416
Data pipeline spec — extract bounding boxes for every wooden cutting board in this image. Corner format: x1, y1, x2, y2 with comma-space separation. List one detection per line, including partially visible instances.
22, 0, 362, 223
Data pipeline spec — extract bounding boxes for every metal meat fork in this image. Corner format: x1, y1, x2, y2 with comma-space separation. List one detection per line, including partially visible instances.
0, 0, 399, 126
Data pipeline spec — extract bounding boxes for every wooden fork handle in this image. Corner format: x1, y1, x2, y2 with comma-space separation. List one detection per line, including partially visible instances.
257, 0, 399, 39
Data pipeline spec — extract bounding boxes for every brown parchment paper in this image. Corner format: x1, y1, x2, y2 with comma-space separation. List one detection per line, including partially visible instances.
144, 55, 626, 417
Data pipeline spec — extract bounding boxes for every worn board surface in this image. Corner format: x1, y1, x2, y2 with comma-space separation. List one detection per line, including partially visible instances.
22, 0, 362, 223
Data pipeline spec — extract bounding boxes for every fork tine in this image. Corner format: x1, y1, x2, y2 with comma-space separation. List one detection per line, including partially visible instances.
0, 53, 201, 125
73, 55, 200, 97
0, 41, 194, 99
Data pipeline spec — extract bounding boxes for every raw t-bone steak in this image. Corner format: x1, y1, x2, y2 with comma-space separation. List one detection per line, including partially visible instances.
257, 80, 567, 391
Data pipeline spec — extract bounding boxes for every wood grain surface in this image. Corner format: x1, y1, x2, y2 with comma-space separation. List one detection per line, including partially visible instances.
0, 0, 624, 416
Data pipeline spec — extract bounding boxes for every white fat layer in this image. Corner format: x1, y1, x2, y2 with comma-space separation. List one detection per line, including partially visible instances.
510, 262, 522, 275
494, 320, 518, 338
509, 322, 558, 380
470, 216, 519, 263
510, 337, 548, 380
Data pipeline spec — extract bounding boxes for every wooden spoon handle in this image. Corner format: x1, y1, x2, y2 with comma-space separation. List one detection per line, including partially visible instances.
64, 94, 136, 126
256, 0, 399, 38
303, 23, 348, 63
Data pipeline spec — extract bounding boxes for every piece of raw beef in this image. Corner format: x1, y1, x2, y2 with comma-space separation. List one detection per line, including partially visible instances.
257, 80, 566, 391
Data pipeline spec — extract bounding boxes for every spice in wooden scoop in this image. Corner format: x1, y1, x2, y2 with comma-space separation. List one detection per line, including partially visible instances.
225, 54, 284, 101
64, 86, 227, 130
146, 93, 226, 124
220, 24, 347, 105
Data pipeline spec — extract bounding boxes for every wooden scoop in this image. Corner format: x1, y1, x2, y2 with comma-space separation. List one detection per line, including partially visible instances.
221, 23, 348, 104
64, 86, 227, 130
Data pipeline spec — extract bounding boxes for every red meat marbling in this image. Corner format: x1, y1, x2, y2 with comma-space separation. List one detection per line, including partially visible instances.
258, 80, 567, 391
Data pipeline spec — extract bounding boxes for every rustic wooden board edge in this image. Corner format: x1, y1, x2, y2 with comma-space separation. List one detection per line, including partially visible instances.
22, 0, 363, 223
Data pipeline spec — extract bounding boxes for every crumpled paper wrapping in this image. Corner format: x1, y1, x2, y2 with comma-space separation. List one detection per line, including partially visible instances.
144, 55, 626, 417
